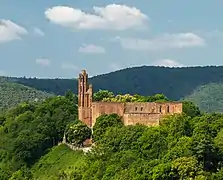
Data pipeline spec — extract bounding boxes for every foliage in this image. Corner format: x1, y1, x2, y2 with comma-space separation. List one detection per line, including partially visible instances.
102, 93, 170, 102
31, 144, 85, 180
93, 89, 114, 101
65, 121, 92, 147
0, 94, 77, 179
0, 80, 53, 110
214, 129, 223, 153
93, 114, 124, 142
66, 112, 223, 179
1, 86, 223, 179
9, 166, 32, 180
183, 83, 223, 113
182, 101, 201, 118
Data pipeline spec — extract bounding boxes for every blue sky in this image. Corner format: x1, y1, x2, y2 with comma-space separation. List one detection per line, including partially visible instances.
0, 0, 222, 78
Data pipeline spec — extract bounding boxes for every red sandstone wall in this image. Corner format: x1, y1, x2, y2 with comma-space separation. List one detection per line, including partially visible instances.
124, 102, 158, 114
124, 102, 182, 115
91, 102, 182, 127
78, 107, 91, 127
91, 102, 125, 127
123, 113, 160, 126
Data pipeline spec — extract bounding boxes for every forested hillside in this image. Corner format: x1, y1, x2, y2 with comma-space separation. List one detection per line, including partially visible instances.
0, 92, 78, 179
0, 79, 53, 110
8, 66, 223, 100
1, 91, 223, 179
183, 83, 223, 113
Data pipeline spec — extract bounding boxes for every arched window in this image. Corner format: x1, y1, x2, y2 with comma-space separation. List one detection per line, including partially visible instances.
159, 106, 162, 113
135, 107, 138, 111
167, 105, 170, 113
141, 107, 143, 111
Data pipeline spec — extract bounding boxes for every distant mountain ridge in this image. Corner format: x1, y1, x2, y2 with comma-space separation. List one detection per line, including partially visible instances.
7, 65, 223, 100
2, 65, 223, 112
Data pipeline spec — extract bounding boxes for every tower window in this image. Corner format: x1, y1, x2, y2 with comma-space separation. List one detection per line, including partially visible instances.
141, 107, 143, 111
135, 107, 137, 111
159, 106, 162, 113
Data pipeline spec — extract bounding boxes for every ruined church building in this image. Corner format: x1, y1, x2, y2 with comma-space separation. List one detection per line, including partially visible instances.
78, 70, 182, 128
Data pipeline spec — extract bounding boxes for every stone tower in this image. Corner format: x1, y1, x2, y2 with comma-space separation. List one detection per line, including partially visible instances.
78, 70, 93, 127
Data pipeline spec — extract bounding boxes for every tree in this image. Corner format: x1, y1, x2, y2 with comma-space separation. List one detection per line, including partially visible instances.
183, 101, 201, 118
211, 168, 223, 180
93, 90, 114, 101
9, 166, 32, 180
65, 89, 78, 104
214, 128, 223, 153
0, 115, 5, 126
171, 156, 206, 180
101, 93, 170, 103
93, 114, 123, 142
65, 121, 92, 147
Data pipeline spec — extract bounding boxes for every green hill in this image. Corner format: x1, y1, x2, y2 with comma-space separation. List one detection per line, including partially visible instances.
0, 94, 78, 180
0, 78, 53, 110
9, 66, 223, 100
1, 91, 223, 179
183, 83, 223, 113
31, 145, 84, 180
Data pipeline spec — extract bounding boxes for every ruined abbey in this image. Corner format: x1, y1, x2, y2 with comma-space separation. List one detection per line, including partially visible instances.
78, 70, 182, 128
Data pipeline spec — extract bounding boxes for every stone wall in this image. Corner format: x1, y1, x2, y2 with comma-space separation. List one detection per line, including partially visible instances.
91, 102, 125, 126
124, 102, 182, 114
125, 102, 159, 114
91, 101, 182, 127
78, 107, 92, 127
123, 113, 161, 126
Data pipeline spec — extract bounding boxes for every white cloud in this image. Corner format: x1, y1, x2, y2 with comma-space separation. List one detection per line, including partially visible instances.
45, 4, 148, 30
33, 27, 44, 36
78, 44, 106, 54
152, 59, 184, 67
61, 63, 78, 70
115, 33, 205, 51
0, 19, 27, 43
36, 58, 51, 66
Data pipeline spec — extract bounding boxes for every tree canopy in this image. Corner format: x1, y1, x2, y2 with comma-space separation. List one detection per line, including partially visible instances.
0, 89, 223, 179
0, 94, 77, 179
65, 121, 92, 147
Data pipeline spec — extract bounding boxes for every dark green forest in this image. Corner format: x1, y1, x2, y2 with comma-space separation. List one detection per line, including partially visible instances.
7, 66, 223, 100
2, 65, 223, 113
0, 90, 223, 179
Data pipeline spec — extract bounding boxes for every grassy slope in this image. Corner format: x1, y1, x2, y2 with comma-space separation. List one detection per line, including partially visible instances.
0, 79, 53, 110
183, 83, 223, 113
31, 144, 85, 180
